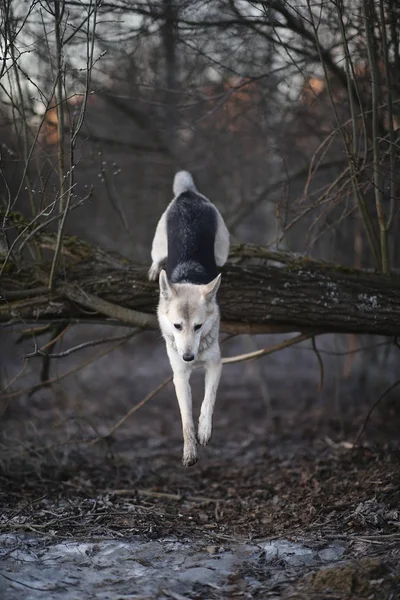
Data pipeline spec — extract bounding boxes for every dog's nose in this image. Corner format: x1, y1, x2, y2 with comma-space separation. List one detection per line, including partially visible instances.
183, 353, 194, 362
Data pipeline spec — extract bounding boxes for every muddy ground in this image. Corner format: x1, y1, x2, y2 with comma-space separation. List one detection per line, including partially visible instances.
0, 329, 399, 598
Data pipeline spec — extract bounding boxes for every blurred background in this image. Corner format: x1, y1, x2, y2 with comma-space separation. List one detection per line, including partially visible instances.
1, 0, 400, 461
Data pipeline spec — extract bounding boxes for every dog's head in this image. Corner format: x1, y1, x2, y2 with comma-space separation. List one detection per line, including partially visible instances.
157, 270, 221, 362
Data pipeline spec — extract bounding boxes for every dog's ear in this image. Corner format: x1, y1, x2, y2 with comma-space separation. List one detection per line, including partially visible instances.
202, 274, 221, 302
159, 269, 174, 299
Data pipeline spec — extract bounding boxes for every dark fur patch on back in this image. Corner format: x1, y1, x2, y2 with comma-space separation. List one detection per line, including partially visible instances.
166, 192, 218, 285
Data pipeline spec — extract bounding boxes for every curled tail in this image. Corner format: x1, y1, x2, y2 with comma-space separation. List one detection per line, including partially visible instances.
173, 170, 197, 196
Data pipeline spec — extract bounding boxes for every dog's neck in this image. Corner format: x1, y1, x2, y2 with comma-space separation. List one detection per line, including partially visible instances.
198, 320, 219, 354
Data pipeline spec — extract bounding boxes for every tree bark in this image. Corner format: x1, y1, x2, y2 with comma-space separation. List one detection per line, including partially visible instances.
1, 235, 400, 336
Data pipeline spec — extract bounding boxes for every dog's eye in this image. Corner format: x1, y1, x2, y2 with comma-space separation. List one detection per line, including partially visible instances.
174, 323, 182, 330
194, 324, 202, 331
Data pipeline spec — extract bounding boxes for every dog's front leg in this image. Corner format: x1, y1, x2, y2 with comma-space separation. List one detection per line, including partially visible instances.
198, 353, 222, 446
168, 352, 197, 466
173, 370, 197, 466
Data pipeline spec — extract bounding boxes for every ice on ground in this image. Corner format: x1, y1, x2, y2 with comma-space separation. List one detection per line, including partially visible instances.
0, 534, 346, 599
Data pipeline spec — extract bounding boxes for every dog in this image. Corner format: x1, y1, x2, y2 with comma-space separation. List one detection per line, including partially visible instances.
148, 171, 230, 466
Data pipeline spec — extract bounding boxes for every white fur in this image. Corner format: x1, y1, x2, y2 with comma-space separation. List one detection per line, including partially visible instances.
149, 172, 230, 466
173, 170, 197, 196
214, 210, 230, 266
157, 275, 222, 466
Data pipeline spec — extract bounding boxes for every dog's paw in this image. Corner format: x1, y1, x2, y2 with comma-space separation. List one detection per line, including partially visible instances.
197, 417, 212, 446
148, 263, 160, 281
183, 454, 198, 467
182, 443, 198, 467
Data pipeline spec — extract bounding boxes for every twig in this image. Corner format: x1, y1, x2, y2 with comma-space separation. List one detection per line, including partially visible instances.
63, 284, 159, 329
3, 287, 50, 301
242, 334, 272, 414
324, 532, 400, 540
311, 336, 324, 392
110, 489, 222, 504
3, 57, 60, 218
0, 332, 137, 400
54, 0, 66, 210
24, 332, 136, 359
0, 359, 28, 395
89, 374, 173, 445
363, 0, 389, 273
380, 0, 396, 232
227, 161, 345, 231
38, 323, 69, 388
306, 0, 381, 268
354, 378, 400, 445
221, 333, 314, 365
0, 200, 57, 279
16, 193, 91, 258
39, 324, 71, 351
48, 0, 99, 290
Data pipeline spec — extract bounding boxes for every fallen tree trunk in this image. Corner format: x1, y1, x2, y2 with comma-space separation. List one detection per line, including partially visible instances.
1, 235, 400, 336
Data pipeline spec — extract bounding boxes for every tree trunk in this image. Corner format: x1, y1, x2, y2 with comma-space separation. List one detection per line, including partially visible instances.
1, 235, 399, 336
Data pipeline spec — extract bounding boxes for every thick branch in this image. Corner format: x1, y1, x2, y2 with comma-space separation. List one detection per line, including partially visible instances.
1, 236, 400, 336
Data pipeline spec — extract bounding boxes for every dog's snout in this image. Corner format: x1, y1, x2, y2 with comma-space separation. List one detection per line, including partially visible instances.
183, 353, 195, 362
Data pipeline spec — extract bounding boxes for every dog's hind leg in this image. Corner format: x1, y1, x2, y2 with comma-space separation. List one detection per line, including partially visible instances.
149, 209, 168, 281
214, 210, 230, 267
168, 349, 197, 466
198, 351, 222, 446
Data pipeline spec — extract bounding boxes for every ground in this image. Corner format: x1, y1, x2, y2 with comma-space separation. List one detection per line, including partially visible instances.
0, 330, 399, 598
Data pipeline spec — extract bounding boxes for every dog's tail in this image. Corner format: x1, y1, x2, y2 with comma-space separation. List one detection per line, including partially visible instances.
173, 171, 197, 196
